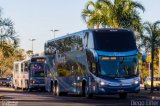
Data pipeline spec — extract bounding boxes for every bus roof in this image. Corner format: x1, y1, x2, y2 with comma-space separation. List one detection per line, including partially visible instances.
45, 28, 132, 44
31, 56, 47, 59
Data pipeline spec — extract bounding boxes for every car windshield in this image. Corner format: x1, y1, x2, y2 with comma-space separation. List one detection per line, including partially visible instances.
93, 30, 137, 52
98, 56, 138, 78
29, 63, 44, 77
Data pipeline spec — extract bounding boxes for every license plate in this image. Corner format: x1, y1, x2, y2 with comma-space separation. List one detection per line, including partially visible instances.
118, 90, 124, 92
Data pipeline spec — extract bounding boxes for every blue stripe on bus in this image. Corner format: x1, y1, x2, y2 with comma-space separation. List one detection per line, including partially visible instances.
96, 50, 138, 56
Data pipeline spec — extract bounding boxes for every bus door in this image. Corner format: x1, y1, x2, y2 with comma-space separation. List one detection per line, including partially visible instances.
44, 64, 51, 91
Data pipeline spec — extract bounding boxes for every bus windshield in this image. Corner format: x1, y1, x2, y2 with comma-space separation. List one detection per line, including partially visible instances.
29, 63, 44, 77
93, 30, 137, 52
98, 56, 138, 78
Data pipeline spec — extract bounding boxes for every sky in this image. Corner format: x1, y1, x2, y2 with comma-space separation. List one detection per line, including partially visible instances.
0, 0, 160, 53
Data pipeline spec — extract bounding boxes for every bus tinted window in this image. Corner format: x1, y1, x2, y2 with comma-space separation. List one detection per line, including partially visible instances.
30, 63, 44, 77
93, 30, 137, 52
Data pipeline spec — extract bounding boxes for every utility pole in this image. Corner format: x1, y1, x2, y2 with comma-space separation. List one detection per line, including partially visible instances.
29, 39, 36, 54
50, 29, 59, 39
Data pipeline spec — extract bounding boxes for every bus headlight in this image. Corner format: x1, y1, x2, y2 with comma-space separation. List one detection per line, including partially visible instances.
99, 81, 109, 86
30, 80, 37, 84
133, 80, 139, 84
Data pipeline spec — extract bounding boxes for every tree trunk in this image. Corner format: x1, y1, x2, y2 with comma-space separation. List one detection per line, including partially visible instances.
150, 46, 154, 93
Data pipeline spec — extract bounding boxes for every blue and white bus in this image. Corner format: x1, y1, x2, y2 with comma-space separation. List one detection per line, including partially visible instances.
44, 28, 140, 98
28, 56, 49, 91
13, 59, 30, 90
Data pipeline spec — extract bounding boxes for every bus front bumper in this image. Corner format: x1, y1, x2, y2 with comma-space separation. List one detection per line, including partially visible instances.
29, 84, 45, 90
96, 85, 140, 95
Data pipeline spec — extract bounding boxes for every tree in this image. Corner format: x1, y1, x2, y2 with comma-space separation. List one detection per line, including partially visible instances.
99, 0, 144, 31
26, 50, 33, 58
0, 8, 19, 58
0, 44, 24, 77
141, 21, 160, 93
0, 7, 21, 77
82, 0, 106, 29
82, 0, 145, 32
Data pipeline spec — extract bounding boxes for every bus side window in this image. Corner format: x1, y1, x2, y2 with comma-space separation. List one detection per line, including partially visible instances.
45, 65, 50, 77
86, 50, 96, 75
84, 32, 89, 48
84, 32, 94, 49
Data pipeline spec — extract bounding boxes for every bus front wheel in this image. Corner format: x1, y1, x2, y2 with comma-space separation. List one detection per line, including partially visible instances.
85, 86, 93, 99
28, 88, 32, 92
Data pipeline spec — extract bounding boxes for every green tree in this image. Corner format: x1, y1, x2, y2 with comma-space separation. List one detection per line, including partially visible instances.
0, 44, 24, 77
0, 8, 19, 57
141, 21, 160, 93
26, 50, 33, 58
0, 7, 21, 77
82, 0, 105, 29
82, 0, 145, 32
99, 0, 144, 31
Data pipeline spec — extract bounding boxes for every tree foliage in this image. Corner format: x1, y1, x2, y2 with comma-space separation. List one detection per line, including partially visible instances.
0, 7, 22, 77
141, 21, 160, 93
82, 0, 145, 32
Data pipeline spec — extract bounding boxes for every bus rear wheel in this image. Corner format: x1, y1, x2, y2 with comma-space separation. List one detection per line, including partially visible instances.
54, 84, 59, 96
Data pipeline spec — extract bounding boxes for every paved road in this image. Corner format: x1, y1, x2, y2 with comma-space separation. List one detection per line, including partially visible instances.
0, 87, 158, 106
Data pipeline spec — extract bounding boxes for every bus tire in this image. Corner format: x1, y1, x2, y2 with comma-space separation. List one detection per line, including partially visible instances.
28, 88, 32, 92
85, 86, 93, 99
54, 83, 59, 96
82, 80, 93, 99
86, 90, 93, 99
119, 93, 127, 99
50, 81, 53, 93
144, 85, 147, 90
82, 81, 86, 96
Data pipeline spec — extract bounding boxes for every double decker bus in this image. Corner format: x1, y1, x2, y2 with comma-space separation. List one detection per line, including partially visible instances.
44, 28, 140, 98
28, 56, 49, 91
13, 59, 30, 90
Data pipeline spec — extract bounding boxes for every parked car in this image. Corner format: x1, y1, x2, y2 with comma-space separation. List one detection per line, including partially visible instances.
0, 78, 11, 87
144, 77, 160, 91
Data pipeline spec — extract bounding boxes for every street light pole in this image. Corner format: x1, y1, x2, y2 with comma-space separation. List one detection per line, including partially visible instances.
50, 29, 59, 39
29, 39, 36, 53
